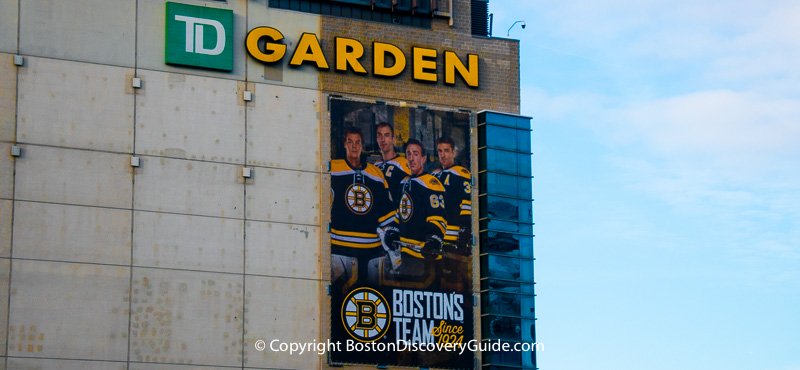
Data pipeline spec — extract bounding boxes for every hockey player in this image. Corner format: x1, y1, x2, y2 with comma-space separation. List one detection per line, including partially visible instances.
330, 126, 399, 291
383, 138, 447, 289
432, 136, 473, 250
432, 137, 473, 292
374, 122, 411, 209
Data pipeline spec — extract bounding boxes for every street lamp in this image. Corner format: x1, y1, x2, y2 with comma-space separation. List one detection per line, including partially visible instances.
507, 20, 526, 37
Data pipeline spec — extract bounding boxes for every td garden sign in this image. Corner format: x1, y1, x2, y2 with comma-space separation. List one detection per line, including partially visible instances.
165, 2, 480, 87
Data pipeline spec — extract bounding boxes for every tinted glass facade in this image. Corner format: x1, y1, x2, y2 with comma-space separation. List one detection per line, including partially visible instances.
269, 0, 434, 28
478, 111, 536, 369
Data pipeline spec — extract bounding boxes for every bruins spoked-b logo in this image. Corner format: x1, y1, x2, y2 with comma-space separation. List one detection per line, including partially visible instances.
341, 287, 391, 342
399, 193, 413, 221
345, 184, 373, 214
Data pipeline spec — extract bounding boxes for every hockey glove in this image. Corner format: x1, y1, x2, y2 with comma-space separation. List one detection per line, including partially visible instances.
383, 226, 400, 251
423, 237, 443, 259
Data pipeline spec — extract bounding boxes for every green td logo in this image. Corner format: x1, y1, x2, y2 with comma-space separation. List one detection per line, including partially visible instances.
165, 2, 233, 71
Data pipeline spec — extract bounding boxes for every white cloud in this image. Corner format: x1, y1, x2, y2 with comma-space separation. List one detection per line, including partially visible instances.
617, 90, 800, 163
506, 0, 800, 269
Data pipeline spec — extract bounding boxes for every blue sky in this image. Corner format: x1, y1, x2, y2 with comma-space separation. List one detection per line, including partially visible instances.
489, 1, 800, 369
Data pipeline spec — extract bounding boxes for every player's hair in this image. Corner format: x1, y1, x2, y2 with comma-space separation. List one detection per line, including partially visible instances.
437, 136, 455, 150
404, 138, 425, 156
343, 126, 363, 141
376, 122, 394, 135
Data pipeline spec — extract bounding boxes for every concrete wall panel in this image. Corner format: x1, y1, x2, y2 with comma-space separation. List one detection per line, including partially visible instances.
243, 275, 321, 369
7, 260, 130, 361
14, 146, 133, 208
0, 258, 9, 356
0, 142, 12, 199
133, 211, 244, 273
136, 0, 247, 80
130, 268, 243, 367
6, 358, 126, 370
0, 200, 10, 258
133, 157, 243, 219
12, 201, 131, 265
246, 3, 320, 90
130, 364, 238, 370
0, 1, 18, 53
19, 0, 135, 66
0, 53, 16, 142
246, 168, 319, 225
135, 71, 244, 163
246, 84, 320, 172
245, 221, 319, 279
17, 57, 134, 153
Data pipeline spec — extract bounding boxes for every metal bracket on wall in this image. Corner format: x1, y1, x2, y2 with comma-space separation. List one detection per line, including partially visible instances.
13, 55, 24, 66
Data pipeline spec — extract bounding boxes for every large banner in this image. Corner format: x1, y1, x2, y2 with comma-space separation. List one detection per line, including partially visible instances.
329, 98, 474, 368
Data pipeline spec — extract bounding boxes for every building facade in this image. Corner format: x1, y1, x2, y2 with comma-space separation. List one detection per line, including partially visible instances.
0, 0, 534, 369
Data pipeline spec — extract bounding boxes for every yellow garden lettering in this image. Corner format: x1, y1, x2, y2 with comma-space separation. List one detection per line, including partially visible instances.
245, 26, 479, 87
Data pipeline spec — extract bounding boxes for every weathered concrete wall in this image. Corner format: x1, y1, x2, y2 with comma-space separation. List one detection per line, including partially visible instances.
19, 0, 137, 67
1, 0, 519, 368
0, 2, 18, 54
17, 57, 135, 152
9, 260, 131, 360
4, 1, 326, 368
0, 54, 16, 142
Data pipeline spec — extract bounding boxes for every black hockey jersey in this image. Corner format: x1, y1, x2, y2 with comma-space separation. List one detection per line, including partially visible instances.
432, 165, 472, 243
330, 159, 396, 259
375, 155, 411, 209
397, 174, 447, 259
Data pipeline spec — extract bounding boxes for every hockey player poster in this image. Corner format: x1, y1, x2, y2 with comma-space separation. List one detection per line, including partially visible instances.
328, 97, 474, 368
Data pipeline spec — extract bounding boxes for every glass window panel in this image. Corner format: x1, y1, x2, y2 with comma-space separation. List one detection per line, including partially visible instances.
480, 127, 532, 154
480, 149, 532, 176
374, 0, 392, 9
483, 366, 531, 370
480, 219, 533, 235
480, 172, 533, 199
483, 348, 522, 367
480, 231, 533, 258
481, 316, 537, 342
484, 125, 521, 151
515, 130, 532, 153
513, 116, 529, 130
269, 0, 431, 27
414, 0, 431, 14
483, 112, 520, 129
394, 0, 412, 11
481, 279, 536, 295
481, 291, 536, 318
481, 231, 519, 254
482, 112, 532, 131
480, 254, 534, 283
479, 196, 533, 222
336, 0, 371, 5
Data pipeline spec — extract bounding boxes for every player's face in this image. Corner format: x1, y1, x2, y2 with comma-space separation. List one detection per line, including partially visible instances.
344, 133, 362, 166
376, 126, 394, 155
406, 143, 426, 175
437, 143, 455, 168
